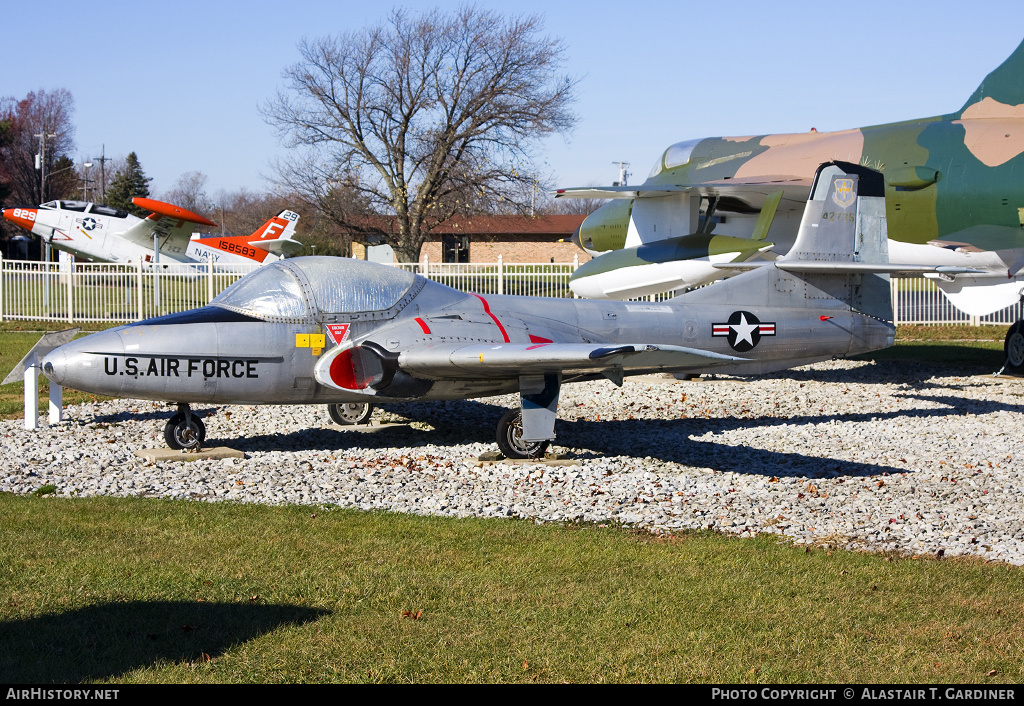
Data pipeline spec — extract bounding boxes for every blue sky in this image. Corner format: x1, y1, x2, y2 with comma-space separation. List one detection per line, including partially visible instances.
5, 0, 1023, 198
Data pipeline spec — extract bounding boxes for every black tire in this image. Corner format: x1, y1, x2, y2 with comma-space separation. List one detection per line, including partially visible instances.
1004, 321, 1024, 376
164, 412, 206, 450
496, 408, 550, 460
328, 402, 374, 425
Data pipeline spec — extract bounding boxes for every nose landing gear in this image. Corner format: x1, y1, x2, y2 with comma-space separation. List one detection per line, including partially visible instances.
164, 403, 206, 450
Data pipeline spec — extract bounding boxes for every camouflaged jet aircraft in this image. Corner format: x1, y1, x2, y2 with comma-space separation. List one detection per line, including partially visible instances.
555, 37, 1024, 373
41, 163, 967, 458
2, 198, 303, 269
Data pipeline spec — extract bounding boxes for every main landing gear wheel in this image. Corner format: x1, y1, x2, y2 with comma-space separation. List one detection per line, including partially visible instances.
496, 408, 550, 460
328, 402, 374, 425
1004, 321, 1024, 376
164, 412, 206, 450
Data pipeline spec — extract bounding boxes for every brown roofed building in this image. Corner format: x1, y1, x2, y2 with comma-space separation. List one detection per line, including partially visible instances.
350, 214, 588, 264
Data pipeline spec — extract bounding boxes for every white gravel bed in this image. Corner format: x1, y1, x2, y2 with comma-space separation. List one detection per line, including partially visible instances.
4, 359, 1024, 565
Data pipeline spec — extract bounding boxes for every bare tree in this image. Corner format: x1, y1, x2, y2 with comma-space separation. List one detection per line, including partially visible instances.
0, 89, 76, 207
261, 5, 577, 261
161, 171, 213, 218
212, 188, 295, 237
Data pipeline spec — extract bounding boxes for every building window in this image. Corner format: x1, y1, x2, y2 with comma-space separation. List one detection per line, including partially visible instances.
442, 234, 470, 263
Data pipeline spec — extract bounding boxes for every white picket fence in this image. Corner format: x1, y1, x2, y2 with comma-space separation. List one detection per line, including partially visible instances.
1, 255, 1021, 326
0, 257, 260, 323
397, 255, 580, 298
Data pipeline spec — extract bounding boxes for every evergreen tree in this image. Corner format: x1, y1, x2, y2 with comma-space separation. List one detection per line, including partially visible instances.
106, 152, 151, 216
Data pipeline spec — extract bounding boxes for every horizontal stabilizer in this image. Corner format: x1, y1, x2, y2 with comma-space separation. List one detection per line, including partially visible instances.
553, 175, 811, 207
249, 238, 304, 255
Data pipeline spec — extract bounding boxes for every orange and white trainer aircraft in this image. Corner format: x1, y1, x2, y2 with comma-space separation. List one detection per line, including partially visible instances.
2, 197, 302, 269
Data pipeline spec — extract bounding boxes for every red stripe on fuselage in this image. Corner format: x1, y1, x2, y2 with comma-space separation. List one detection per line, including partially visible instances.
471, 293, 510, 343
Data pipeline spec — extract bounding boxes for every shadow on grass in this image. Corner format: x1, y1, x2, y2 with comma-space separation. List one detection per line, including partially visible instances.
0, 600, 328, 683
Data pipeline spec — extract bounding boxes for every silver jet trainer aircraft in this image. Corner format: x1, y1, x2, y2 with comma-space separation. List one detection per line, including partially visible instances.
41, 163, 964, 458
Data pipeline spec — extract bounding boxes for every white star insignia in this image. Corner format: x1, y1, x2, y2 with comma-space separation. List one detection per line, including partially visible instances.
731, 313, 758, 347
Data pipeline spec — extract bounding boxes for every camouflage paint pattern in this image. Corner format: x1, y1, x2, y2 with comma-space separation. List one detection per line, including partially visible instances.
576, 37, 1024, 255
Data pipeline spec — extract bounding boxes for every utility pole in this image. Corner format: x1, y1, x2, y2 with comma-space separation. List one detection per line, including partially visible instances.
35, 127, 57, 304
612, 161, 631, 187
80, 160, 93, 201
93, 144, 109, 204
34, 128, 57, 202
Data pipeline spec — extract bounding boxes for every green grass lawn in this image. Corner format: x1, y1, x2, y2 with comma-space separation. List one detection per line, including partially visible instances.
1, 497, 1021, 684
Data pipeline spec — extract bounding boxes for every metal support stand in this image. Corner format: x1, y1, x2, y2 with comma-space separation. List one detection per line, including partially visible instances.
3, 329, 79, 430
49, 381, 63, 425
24, 365, 38, 431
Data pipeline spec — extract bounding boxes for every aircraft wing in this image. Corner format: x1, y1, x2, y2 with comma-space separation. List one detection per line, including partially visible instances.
554, 185, 688, 199
715, 262, 986, 275
314, 340, 745, 393
554, 175, 811, 210
117, 198, 219, 254
396, 342, 746, 379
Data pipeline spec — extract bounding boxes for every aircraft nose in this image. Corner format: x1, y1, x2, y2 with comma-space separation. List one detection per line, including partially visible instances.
41, 349, 67, 386
2, 206, 39, 232
569, 224, 583, 250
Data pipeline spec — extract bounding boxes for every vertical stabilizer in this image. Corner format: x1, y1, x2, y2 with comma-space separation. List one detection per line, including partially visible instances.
782, 161, 891, 320
958, 38, 1024, 114
689, 161, 892, 321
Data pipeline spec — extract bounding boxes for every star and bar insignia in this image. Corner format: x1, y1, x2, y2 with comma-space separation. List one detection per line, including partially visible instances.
712, 311, 776, 352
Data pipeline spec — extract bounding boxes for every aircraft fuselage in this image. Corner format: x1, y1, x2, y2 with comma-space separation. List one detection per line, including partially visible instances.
43, 275, 891, 407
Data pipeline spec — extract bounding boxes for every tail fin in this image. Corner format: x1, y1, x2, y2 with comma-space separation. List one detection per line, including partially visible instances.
958, 38, 1024, 114
188, 210, 303, 265
679, 162, 896, 367
782, 161, 891, 320
702, 161, 893, 320
784, 161, 887, 264
247, 210, 304, 256
249, 210, 298, 241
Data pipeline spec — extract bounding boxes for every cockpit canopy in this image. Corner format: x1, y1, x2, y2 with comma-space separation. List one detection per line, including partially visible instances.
40, 201, 129, 218
648, 138, 703, 178
211, 256, 420, 323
